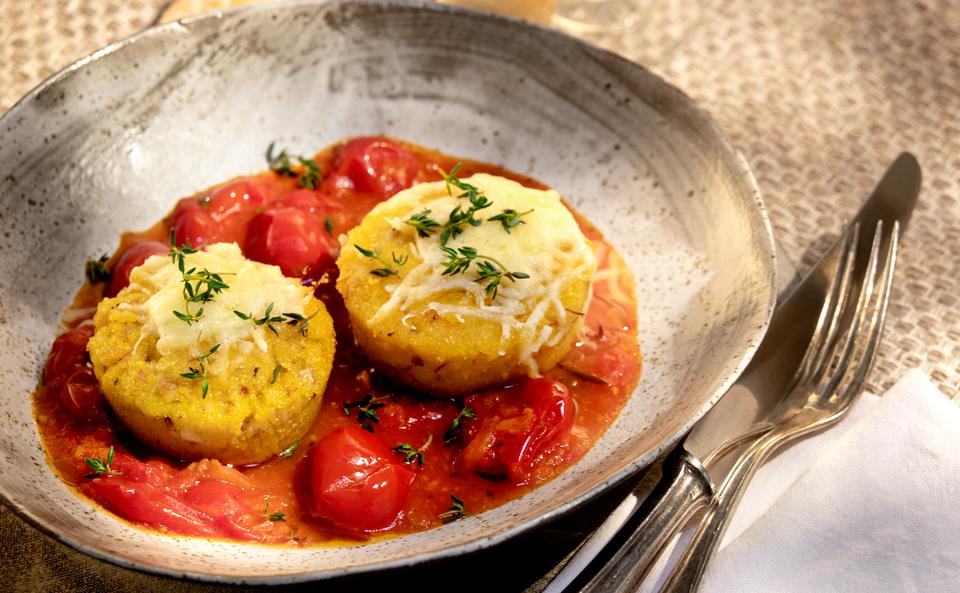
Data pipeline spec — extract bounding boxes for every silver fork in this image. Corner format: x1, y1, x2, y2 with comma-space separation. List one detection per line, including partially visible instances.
658, 218, 900, 593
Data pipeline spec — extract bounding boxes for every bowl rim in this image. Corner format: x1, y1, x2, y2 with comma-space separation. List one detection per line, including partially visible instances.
0, 0, 777, 583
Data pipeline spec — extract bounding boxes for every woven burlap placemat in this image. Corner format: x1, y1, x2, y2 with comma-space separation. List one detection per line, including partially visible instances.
1, 0, 958, 591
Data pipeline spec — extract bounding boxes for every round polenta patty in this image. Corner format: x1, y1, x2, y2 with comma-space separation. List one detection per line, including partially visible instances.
337, 174, 595, 396
87, 244, 335, 464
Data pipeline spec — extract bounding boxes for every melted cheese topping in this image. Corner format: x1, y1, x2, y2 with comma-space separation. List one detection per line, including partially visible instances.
121, 243, 310, 358
361, 174, 595, 374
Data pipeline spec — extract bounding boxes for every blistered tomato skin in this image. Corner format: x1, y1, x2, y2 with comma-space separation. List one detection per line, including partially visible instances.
203, 180, 267, 243
333, 137, 419, 199
60, 367, 109, 423
459, 378, 575, 484
107, 241, 168, 297
243, 207, 338, 277
171, 199, 222, 248
310, 427, 416, 532
44, 325, 94, 389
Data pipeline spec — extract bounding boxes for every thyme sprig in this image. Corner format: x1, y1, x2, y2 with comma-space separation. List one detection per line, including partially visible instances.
263, 502, 287, 522
405, 209, 442, 238
266, 142, 323, 189
342, 393, 389, 432
392, 435, 432, 468
180, 343, 220, 399
439, 494, 468, 523
83, 446, 123, 479
354, 244, 407, 277
443, 405, 476, 444
440, 246, 530, 300
85, 254, 111, 284
437, 164, 491, 246
168, 231, 231, 325
234, 303, 316, 337
488, 208, 533, 233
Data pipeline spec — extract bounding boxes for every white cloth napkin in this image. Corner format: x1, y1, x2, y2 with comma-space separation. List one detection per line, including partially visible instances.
547, 369, 960, 593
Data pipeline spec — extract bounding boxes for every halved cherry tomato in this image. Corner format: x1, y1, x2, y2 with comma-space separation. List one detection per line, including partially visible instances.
87, 478, 220, 538
43, 324, 94, 389
170, 198, 222, 248
60, 367, 109, 423
243, 207, 337, 277
459, 378, 575, 484
107, 241, 168, 297
332, 137, 419, 199
310, 426, 416, 532
203, 179, 267, 243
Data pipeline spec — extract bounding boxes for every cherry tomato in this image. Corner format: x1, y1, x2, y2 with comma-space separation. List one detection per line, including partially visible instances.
332, 137, 419, 199
44, 325, 94, 389
310, 426, 416, 532
459, 378, 575, 484
107, 241, 168, 297
243, 207, 337, 277
107, 453, 174, 489
203, 179, 267, 243
274, 189, 331, 214
170, 198, 222, 248
87, 478, 220, 538
60, 366, 109, 423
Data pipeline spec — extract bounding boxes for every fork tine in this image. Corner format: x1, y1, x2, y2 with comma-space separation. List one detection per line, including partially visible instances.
798, 223, 860, 385
819, 221, 886, 397
840, 220, 900, 398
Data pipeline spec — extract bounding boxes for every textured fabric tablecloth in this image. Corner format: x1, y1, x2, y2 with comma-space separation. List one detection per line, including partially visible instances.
1, 0, 957, 591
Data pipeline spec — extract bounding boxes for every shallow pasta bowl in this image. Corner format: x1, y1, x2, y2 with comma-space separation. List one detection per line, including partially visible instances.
0, 0, 775, 583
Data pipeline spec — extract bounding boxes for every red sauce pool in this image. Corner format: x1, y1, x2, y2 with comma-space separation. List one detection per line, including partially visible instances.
32, 136, 641, 545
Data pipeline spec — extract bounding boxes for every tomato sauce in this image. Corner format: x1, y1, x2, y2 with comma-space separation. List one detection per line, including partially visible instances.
32, 136, 641, 545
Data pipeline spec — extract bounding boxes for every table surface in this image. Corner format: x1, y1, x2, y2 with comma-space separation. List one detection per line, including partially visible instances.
1, 0, 958, 591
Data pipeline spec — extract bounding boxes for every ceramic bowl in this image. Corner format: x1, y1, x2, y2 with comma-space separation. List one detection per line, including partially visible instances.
0, 0, 775, 582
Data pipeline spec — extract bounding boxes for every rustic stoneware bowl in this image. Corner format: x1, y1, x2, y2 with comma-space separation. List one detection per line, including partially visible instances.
0, 0, 775, 583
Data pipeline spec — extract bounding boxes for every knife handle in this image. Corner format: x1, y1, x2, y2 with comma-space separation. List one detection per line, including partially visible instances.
577, 448, 712, 593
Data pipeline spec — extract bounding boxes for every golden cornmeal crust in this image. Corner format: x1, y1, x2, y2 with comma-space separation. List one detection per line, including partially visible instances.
88, 290, 335, 465
336, 180, 593, 396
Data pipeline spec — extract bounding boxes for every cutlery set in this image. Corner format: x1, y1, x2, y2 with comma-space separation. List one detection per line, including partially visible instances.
553, 153, 921, 593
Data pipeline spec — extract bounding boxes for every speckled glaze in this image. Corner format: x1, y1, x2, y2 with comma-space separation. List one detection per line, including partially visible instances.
0, 0, 775, 583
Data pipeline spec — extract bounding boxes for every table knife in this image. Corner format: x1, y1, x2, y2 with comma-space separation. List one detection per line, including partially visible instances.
547, 152, 921, 593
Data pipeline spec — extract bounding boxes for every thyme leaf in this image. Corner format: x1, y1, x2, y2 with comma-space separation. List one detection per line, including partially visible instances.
85, 254, 111, 284
263, 502, 287, 522
83, 446, 123, 479
342, 393, 388, 432
266, 142, 323, 189
443, 405, 476, 444
278, 439, 300, 458
439, 494, 468, 523
488, 208, 533, 233
354, 244, 407, 278
180, 343, 220, 398
391, 435, 432, 468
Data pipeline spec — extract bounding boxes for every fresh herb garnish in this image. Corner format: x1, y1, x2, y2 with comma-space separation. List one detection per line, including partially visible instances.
279, 310, 318, 336
488, 208, 533, 233
83, 446, 123, 479
263, 502, 287, 522
180, 343, 220, 398
342, 393, 388, 432
235, 304, 316, 337
271, 365, 282, 385
278, 439, 300, 458
439, 494, 468, 523
443, 405, 476, 444
405, 209, 442, 238
440, 246, 529, 300
354, 244, 407, 277
324, 216, 334, 235
392, 435, 432, 468
266, 142, 323, 189
85, 254, 111, 284
437, 164, 492, 246
168, 230, 230, 325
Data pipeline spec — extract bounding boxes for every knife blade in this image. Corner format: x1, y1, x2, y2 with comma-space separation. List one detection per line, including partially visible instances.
547, 152, 921, 593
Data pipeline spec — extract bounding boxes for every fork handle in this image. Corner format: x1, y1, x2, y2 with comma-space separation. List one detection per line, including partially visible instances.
658, 437, 777, 593
577, 448, 712, 593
